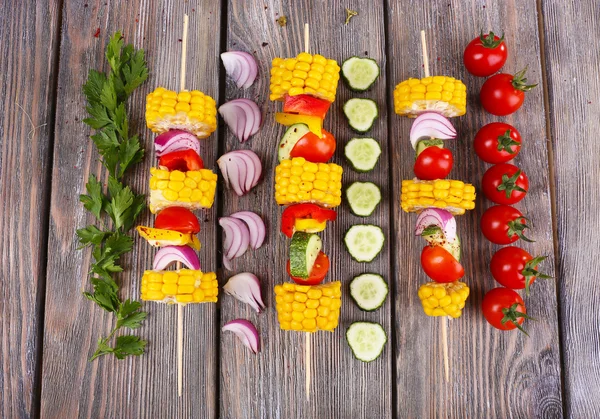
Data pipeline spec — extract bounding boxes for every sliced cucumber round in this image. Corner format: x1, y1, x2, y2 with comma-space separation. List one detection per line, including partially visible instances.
345, 137, 381, 172
343, 98, 378, 133
346, 321, 387, 362
346, 182, 381, 217
341, 56, 380, 92
350, 274, 388, 312
278, 123, 310, 162
344, 225, 385, 262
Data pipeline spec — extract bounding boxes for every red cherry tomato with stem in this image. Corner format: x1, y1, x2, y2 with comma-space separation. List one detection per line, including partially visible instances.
474, 122, 522, 164
286, 251, 330, 285
414, 147, 453, 180
480, 68, 537, 116
480, 205, 534, 244
482, 163, 529, 205
482, 287, 532, 335
490, 246, 551, 294
463, 31, 508, 77
420, 245, 464, 283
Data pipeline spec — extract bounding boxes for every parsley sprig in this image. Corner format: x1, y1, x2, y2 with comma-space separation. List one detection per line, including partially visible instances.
78, 32, 149, 361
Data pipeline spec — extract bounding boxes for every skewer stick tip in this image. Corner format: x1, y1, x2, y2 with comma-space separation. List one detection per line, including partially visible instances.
305, 332, 311, 400
304, 23, 310, 53
420, 29, 430, 78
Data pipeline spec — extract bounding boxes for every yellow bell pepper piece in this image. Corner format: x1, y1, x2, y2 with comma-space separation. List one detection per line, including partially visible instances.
136, 226, 201, 250
294, 218, 327, 233
275, 112, 322, 137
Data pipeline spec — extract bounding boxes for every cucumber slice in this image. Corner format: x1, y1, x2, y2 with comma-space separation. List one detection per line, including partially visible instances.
346, 182, 381, 217
415, 139, 444, 156
289, 232, 322, 278
421, 226, 461, 262
341, 57, 380, 92
344, 225, 385, 262
278, 123, 311, 162
346, 321, 387, 362
350, 274, 388, 312
344, 137, 382, 172
343, 98, 378, 133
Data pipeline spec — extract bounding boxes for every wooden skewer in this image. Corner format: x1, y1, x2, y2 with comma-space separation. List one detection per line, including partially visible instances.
303, 22, 312, 401
420, 28, 450, 383
177, 13, 189, 398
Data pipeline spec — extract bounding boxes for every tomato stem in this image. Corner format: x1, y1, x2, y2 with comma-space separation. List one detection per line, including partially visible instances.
496, 130, 520, 154
507, 216, 535, 243
497, 169, 527, 199
511, 67, 538, 92
522, 256, 552, 295
479, 30, 505, 49
501, 303, 534, 336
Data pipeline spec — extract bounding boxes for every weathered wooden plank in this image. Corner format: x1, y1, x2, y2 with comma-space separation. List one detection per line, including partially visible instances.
219, 1, 392, 418
540, 1, 600, 417
0, 0, 62, 417
40, 1, 222, 417
386, 1, 563, 417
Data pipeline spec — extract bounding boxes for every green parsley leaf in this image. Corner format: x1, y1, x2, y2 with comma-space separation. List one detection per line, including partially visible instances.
117, 300, 147, 330
123, 49, 149, 96
106, 32, 124, 75
105, 186, 134, 230
83, 277, 119, 313
79, 175, 106, 220
117, 135, 144, 178
76, 225, 109, 248
112, 335, 147, 359
83, 69, 107, 105
89, 337, 114, 361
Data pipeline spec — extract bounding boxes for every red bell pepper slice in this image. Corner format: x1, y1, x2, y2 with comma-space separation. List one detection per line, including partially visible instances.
158, 149, 204, 172
155, 207, 201, 234
286, 252, 330, 285
283, 94, 331, 120
280, 203, 337, 238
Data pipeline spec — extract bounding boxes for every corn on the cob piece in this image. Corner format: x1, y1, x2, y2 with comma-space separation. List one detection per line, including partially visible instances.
149, 167, 217, 213
141, 269, 218, 305
146, 87, 218, 138
275, 158, 343, 208
274, 281, 342, 332
400, 179, 475, 215
269, 53, 340, 103
417, 281, 469, 318
394, 76, 467, 117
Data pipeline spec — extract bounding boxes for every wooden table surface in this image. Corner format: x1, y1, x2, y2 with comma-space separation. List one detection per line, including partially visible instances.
1, 1, 599, 418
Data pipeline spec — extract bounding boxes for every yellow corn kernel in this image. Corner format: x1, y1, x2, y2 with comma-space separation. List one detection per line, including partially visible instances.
394, 76, 467, 117
141, 269, 218, 305
400, 179, 475, 215
149, 169, 217, 213
418, 281, 469, 318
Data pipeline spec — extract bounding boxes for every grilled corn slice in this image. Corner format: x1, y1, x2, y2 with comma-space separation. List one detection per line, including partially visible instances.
275, 158, 343, 208
394, 76, 467, 117
141, 270, 218, 305
400, 179, 475, 215
274, 281, 342, 332
146, 87, 218, 138
417, 281, 469, 318
269, 53, 340, 103
149, 167, 217, 213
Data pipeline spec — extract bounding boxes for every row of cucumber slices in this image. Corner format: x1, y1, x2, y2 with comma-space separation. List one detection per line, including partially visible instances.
341, 57, 388, 363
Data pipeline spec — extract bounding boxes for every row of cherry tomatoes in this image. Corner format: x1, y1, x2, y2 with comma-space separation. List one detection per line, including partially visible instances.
464, 32, 549, 335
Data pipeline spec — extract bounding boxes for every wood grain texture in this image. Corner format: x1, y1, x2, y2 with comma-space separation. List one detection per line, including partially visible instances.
386, 1, 563, 417
40, 1, 222, 417
540, 1, 600, 417
219, 1, 392, 418
0, 0, 62, 417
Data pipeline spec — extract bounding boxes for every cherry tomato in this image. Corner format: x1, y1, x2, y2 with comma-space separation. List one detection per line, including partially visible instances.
420, 245, 464, 283
490, 246, 551, 293
158, 149, 204, 171
463, 31, 508, 77
286, 251, 330, 285
482, 163, 529, 205
482, 287, 531, 334
480, 68, 537, 116
414, 147, 453, 180
480, 205, 533, 244
474, 122, 522, 164
155, 207, 200, 234
289, 129, 336, 163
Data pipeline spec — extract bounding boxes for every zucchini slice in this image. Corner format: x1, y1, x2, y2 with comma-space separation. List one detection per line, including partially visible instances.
289, 232, 322, 278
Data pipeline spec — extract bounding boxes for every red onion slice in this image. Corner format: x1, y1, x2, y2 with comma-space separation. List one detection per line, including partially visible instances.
415, 208, 457, 241
154, 130, 201, 156
228, 151, 256, 192
219, 217, 250, 263
409, 112, 457, 149
231, 211, 266, 250
223, 272, 265, 313
237, 150, 262, 188
217, 150, 262, 196
221, 51, 258, 89
152, 245, 201, 271
218, 99, 261, 143
222, 319, 260, 354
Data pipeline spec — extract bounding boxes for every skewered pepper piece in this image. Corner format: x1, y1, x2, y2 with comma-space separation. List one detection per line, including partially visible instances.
394, 76, 467, 117
400, 179, 475, 215
280, 203, 337, 238
269, 53, 340, 103
141, 269, 218, 304
145, 87, 217, 138
154, 207, 200, 234
149, 167, 217, 213
136, 226, 201, 250
275, 158, 343, 208
417, 281, 469, 318
274, 281, 342, 332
